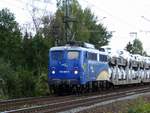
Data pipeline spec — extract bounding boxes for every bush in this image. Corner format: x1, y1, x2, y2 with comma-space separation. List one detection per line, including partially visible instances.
17, 69, 36, 97
128, 97, 150, 113
0, 58, 20, 99
35, 73, 49, 96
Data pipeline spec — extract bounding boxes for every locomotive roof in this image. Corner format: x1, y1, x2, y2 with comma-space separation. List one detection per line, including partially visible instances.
50, 46, 107, 55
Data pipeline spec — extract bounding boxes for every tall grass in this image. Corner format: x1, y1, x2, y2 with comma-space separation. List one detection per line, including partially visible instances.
128, 97, 150, 113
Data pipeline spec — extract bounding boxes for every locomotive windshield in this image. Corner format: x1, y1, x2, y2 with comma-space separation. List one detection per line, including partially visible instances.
51, 51, 64, 60
67, 51, 80, 60
51, 50, 80, 61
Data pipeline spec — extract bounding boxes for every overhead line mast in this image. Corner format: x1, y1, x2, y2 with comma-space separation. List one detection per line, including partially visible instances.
57, 0, 76, 43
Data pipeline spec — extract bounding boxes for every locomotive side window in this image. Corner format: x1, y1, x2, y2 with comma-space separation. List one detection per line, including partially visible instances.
67, 51, 79, 60
99, 48, 105, 52
87, 52, 97, 61
99, 54, 108, 62
51, 51, 63, 60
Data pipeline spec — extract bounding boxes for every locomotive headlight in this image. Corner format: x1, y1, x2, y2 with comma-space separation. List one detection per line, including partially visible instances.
74, 70, 78, 74
52, 70, 55, 74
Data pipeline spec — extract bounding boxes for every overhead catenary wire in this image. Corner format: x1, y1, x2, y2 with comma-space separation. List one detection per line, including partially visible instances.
81, 0, 139, 31
1, 0, 25, 10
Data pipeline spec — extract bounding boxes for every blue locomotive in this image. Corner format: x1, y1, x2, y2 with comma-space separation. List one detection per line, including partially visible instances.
48, 42, 110, 93
48, 42, 150, 94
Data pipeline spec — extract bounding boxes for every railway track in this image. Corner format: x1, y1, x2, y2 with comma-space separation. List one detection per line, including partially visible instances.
0, 95, 75, 112
1, 85, 150, 113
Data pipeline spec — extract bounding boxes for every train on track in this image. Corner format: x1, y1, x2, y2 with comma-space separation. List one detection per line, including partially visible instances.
48, 42, 150, 94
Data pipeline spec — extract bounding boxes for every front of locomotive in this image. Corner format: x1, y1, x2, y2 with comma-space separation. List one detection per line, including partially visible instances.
48, 46, 84, 89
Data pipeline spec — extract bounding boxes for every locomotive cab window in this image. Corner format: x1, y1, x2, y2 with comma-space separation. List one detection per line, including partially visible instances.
99, 54, 108, 62
99, 48, 105, 52
51, 51, 64, 60
67, 51, 80, 60
87, 52, 97, 61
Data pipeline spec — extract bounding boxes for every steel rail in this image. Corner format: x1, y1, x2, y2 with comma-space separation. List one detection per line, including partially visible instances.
4, 86, 150, 113
0, 95, 74, 112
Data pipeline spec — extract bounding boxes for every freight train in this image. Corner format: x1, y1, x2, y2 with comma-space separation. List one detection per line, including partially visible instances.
48, 42, 150, 94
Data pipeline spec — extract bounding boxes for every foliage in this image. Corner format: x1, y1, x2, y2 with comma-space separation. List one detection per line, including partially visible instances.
132, 39, 143, 55
17, 69, 36, 97
35, 73, 49, 96
126, 39, 147, 55
128, 97, 150, 113
0, 58, 20, 98
53, 0, 111, 48
0, 8, 22, 67
126, 42, 133, 53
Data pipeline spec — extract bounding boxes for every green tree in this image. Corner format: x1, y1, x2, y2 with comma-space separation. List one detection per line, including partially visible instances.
132, 38, 143, 55
41, 14, 57, 46
31, 36, 50, 75
17, 69, 36, 97
0, 8, 23, 98
126, 42, 133, 53
142, 51, 148, 56
21, 34, 34, 70
0, 8, 22, 67
0, 58, 21, 98
54, 0, 111, 47
35, 73, 49, 96
126, 39, 145, 55
89, 23, 111, 48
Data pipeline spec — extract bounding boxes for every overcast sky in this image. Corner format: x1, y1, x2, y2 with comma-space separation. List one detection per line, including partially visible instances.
1, 0, 150, 54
